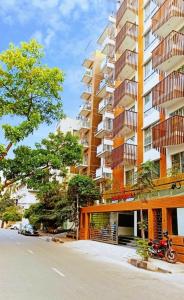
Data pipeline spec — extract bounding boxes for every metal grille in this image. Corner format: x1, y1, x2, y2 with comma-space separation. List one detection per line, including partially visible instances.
153, 209, 162, 240
90, 213, 118, 244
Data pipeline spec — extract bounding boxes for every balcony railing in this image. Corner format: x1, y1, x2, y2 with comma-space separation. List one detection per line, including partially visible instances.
113, 110, 137, 137
81, 69, 93, 84
81, 85, 92, 101
152, 0, 184, 38
98, 97, 112, 113
112, 143, 137, 168
80, 139, 89, 148
152, 31, 184, 72
95, 167, 112, 180
152, 115, 184, 151
116, 21, 138, 52
114, 79, 137, 108
152, 71, 184, 108
116, 0, 138, 29
97, 142, 112, 157
79, 103, 91, 117
115, 50, 137, 80
79, 118, 90, 131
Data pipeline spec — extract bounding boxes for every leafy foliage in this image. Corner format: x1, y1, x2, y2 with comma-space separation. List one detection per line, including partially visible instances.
2, 206, 22, 222
0, 131, 82, 191
0, 39, 64, 158
68, 174, 101, 207
136, 238, 149, 261
134, 161, 158, 200
0, 191, 15, 219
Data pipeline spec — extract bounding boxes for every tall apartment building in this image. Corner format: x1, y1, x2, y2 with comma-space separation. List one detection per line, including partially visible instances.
80, 0, 184, 262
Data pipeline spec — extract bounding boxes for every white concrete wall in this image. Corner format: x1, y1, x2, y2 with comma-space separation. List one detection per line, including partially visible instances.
15, 186, 37, 210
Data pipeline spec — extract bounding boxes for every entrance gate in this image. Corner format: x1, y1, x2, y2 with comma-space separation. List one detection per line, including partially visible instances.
90, 212, 118, 244
153, 209, 162, 239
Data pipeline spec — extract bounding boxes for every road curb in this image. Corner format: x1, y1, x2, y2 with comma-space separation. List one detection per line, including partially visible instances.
128, 258, 172, 273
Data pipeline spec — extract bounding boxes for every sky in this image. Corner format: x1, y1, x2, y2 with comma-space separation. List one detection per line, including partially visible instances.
0, 0, 116, 150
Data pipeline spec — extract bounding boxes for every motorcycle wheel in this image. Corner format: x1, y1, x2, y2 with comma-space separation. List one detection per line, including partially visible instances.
165, 250, 177, 264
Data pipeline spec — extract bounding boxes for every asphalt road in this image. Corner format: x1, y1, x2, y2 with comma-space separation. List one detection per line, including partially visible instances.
0, 229, 183, 300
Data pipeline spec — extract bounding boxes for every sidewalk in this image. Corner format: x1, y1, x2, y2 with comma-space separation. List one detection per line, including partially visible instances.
63, 240, 184, 274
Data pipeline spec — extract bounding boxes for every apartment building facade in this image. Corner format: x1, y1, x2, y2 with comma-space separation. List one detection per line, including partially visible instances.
79, 0, 184, 262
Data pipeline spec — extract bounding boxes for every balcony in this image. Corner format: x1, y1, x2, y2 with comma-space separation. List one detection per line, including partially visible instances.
116, 0, 138, 31
152, 0, 184, 38
79, 118, 90, 134
95, 119, 113, 139
82, 57, 94, 69
80, 139, 89, 149
98, 97, 112, 114
95, 167, 112, 181
152, 115, 184, 151
81, 85, 92, 101
100, 58, 114, 75
116, 22, 138, 53
79, 156, 88, 169
98, 20, 115, 57
115, 50, 137, 81
114, 79, 137, 108
113, 110, 137, 137
152, 31, 184, 73
152, 71, 184, 109
97, 79, 114, 98
96, 139, 113, 158
79, 103, 91, 117
112, 143, 137, 168
81, 69, 93, 84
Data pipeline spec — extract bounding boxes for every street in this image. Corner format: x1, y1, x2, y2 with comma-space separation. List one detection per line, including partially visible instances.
0, 229, 183, 300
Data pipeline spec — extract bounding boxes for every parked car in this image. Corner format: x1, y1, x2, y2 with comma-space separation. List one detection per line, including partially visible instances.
19, 224, 39, 236
10, 223, 20, 230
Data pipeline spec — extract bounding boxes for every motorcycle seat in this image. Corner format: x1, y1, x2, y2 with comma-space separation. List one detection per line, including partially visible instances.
152, 239, 160, 244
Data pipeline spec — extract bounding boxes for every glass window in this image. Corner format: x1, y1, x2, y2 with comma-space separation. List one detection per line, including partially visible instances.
125, 169, 135, 185
144, 0, 157, 21
144, 60, 152, 79
144, 126, 152, 152
144, 30, 155, 49
144, 92, 152, 111
172, 151, 184, 173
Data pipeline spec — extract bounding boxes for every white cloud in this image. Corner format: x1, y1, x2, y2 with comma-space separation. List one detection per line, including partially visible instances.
31, 30, 44, 44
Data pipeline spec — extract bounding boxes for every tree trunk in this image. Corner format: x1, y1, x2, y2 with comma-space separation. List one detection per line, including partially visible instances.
140, 209, 145, 240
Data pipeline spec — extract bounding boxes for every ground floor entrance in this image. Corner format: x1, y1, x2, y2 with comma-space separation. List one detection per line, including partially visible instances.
80, 196, 184, 262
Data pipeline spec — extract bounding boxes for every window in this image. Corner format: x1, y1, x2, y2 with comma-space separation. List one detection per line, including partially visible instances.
125, 169, 135, 185
144, 60, 152, 79
144, 126, 152, 152
172, 151, 184, 173
144, 0, 157, 21
144, 30, 155, 49
144, 92, 152, 111
170, 106, 184, 117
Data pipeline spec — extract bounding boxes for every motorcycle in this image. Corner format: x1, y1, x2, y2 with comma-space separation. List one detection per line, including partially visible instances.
148, 231, 177, 263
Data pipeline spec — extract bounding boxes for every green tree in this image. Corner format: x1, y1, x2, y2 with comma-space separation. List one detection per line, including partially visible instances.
0, 131, 82, 191
134, 161, 158, 239
2, 206, 22, 222
67, 175, 101, 239
1, 132, 82, 230
0, 39, 64, 160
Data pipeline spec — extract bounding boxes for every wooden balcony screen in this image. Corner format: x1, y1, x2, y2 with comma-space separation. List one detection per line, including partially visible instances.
152, 115, 184, 151
152, 71, 184, 107
113, 110, 137, 137
114, 79, 137, 108
115, 50, 137, 80
116, 21, 138, 52
152, 0, 184, 35
112, 143, 137, 169
116, 0, 138, 27
152, 31, 184, 70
